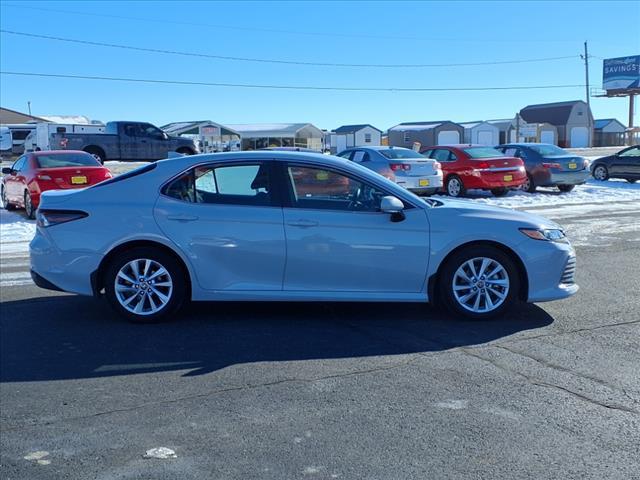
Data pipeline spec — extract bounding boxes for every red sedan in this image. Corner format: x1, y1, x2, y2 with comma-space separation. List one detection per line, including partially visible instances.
420, 145, 526, 197
1, 150, 112, 218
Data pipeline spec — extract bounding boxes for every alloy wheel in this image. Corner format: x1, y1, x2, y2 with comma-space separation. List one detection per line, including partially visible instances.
114, 258, 174, 315
447, 178, 461, 196
452, 257, 510, 313
594, 166, 607, 181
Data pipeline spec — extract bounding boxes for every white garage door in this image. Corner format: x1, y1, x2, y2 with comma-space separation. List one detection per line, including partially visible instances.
540, 130, 555, 144
437, 130, 460, 145
570, 127, 588, 148
336, 135, 347, 153
477, 130, 494, 145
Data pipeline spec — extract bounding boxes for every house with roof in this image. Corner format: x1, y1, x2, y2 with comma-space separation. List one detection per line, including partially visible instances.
161, 120, 242, 152
226, 123, 324, 151
387, 121, 464, 148
519, 100, 593, 148
459, 121, 500, 146
327, 124, 382, 153
593, 118, 627, 147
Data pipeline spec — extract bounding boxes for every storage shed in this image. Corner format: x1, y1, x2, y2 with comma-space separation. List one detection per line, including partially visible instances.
593, 118, 627, 147
161, 120, 241, 152
460, 121, 500, 145
329, 124, 382, 153
388, 121, 464, 149
226, 123, 324, 151
519, 100, 594, 148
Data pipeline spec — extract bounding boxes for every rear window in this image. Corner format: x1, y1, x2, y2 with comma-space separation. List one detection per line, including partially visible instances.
36, 153, 100, 168
379, 149, 425, 159
463, 147, 506, 159
528, 144, 567, 156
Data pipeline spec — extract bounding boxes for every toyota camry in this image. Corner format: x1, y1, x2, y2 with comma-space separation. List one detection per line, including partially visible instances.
30, 151, 578, 323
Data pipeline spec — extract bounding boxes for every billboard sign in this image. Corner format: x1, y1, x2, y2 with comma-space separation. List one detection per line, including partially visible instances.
603, 55, 640, 92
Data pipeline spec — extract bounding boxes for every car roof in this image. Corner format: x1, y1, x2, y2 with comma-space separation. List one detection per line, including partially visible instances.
31, 150, 89, 155
341, 146, 413, 151
500, 143, 555, 147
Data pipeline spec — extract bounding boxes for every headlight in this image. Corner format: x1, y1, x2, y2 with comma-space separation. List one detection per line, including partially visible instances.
520, 228, 568, 243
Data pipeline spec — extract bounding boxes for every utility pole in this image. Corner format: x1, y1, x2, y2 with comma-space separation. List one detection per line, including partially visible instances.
581, 41, 590, 108
27, 101, 32, 116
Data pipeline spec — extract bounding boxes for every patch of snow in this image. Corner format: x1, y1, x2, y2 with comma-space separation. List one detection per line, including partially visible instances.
143, 447, 177, 459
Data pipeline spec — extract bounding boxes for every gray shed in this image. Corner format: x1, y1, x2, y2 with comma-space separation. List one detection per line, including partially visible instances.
460, 121, 500, 145
594, 118, 627, 147
519, 100, 594, 148
388, 121, 464, 148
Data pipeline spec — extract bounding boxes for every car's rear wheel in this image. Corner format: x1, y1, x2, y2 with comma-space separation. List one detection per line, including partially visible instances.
439, 246, 520, 320
1, 186, 16, 210
593, 165, 608, 181
627, 178, 637, 184
24, 191, 35, 219
521, 173, 536, 193
84, 146, 106, 164
104, 247, 187, 323
446, 175, 466, 197
558, 184, 575, 193
491, 187, 508, 197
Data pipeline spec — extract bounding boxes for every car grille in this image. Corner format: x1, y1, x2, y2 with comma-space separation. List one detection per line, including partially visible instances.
560, 256, 576, 285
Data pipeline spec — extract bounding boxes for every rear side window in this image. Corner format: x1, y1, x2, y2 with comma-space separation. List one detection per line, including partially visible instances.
351, 151, 370, 162
36, 153, 100, 168
432, 149, 453, 162
164, 163, 273, 206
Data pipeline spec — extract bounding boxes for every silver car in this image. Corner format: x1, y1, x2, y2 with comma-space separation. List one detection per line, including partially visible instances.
337, 146, 443, 195
30, 151, 578, 323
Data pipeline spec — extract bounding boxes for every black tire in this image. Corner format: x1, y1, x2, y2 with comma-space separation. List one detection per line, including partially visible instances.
438, 245, 521, 320
84, 146, 106, 164
176, 148, 195, 155
2, 186, 16, 210
104, 247, 188, 323
24, 191, 35, 219
558, 184, 575, 193
491, 187, 508, 197
627, 178, 637, 184
522, 173, 536, 193
592, 164, 609, 181
445, 175, 466, 197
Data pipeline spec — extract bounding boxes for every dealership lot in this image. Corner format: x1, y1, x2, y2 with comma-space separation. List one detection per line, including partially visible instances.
1, 173, 639, 479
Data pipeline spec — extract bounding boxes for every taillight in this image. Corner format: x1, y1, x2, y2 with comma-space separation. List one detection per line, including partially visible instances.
477, 161, 490, 169
542, 162, 561, 169
37, 210, 88, 228
390, 163, 411, 171
583, 159, 590, 168
104, 171, 113, 178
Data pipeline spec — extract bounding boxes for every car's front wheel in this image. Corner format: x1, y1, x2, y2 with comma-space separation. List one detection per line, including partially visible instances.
557, 184, 575, 193
593, 165, 609, 181
439, 246, 520, 320
104, 247, 187, 323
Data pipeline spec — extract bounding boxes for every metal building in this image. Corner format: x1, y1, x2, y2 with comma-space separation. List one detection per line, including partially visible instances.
161, 121, 241, 152
388, 121, 464, 149
519, 100, 594, 148
460, 121, 500, 145
593, 118, 627, 147
226, 123, 324, 151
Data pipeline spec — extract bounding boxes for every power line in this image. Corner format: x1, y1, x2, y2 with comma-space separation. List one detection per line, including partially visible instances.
0, 3, 510, 42
0, 71, 586, 92
0, 29, 580, 69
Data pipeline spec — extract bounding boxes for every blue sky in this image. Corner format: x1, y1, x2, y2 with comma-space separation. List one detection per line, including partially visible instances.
1, 0, 638, 130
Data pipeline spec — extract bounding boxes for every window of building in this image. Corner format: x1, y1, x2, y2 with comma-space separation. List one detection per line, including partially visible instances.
403, 132, 410, 143
364, 133, 372, 143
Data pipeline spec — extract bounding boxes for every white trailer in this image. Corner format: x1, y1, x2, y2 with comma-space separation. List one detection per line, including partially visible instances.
24, 122, 105, 152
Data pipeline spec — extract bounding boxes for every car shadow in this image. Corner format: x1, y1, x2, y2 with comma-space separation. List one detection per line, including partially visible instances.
0, 295, 554, 382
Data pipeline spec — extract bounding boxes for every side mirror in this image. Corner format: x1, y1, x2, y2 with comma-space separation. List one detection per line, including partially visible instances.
2, 167, 13, 175
380, 195, 406, 222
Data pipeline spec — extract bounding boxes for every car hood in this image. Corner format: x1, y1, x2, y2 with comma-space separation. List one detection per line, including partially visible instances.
431, 198, 561, 230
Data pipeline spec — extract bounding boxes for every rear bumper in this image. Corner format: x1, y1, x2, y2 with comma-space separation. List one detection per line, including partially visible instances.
30, 269, 64, 292
396, 172, 443, 192
534, 169, 590, 186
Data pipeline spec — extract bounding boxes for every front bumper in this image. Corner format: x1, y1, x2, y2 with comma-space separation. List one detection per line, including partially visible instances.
523, 240, 579, 303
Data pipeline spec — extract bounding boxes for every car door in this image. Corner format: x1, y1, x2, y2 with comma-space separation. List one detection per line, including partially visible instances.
430, 148, 456, 178
119, 123, 142, 160
154, 161, 287, 291
5, 155, 26, 201
139, 123, 168, 160
614, 146, 640, 176
281, 163, 430, 293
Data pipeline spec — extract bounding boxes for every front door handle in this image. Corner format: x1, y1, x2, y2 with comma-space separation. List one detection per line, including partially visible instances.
167, 214, 199, 222
287, 219, 319, 228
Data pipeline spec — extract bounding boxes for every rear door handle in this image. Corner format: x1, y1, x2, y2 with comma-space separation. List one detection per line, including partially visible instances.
167, 214, 199, 222
287, 219, 319, 228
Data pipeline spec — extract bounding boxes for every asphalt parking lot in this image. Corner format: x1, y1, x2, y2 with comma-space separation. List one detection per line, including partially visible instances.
1, 199, 639, 479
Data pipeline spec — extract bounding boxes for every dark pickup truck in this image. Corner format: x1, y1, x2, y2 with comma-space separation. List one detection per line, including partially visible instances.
51, 121, 198, 162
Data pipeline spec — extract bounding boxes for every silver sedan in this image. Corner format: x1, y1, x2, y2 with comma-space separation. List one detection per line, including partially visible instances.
337, 146, 443, 195
30, 151, 578, 323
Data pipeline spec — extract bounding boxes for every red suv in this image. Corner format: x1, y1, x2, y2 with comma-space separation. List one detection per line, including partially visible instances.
1, 150, 112, 218
421, 145, 526, 197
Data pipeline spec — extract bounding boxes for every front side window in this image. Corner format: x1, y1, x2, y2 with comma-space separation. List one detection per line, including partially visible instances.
11, 156, 26, 171
619, 146, 640, 157
164, 163, 272, 206
287, 165, 387, 212
140, 124, 165, 139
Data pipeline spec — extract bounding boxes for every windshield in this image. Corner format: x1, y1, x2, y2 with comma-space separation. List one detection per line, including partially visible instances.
527, 144, 568, 156
379, 149, 425, 159
36, 153, 101, 168
463, 147, 506, 159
